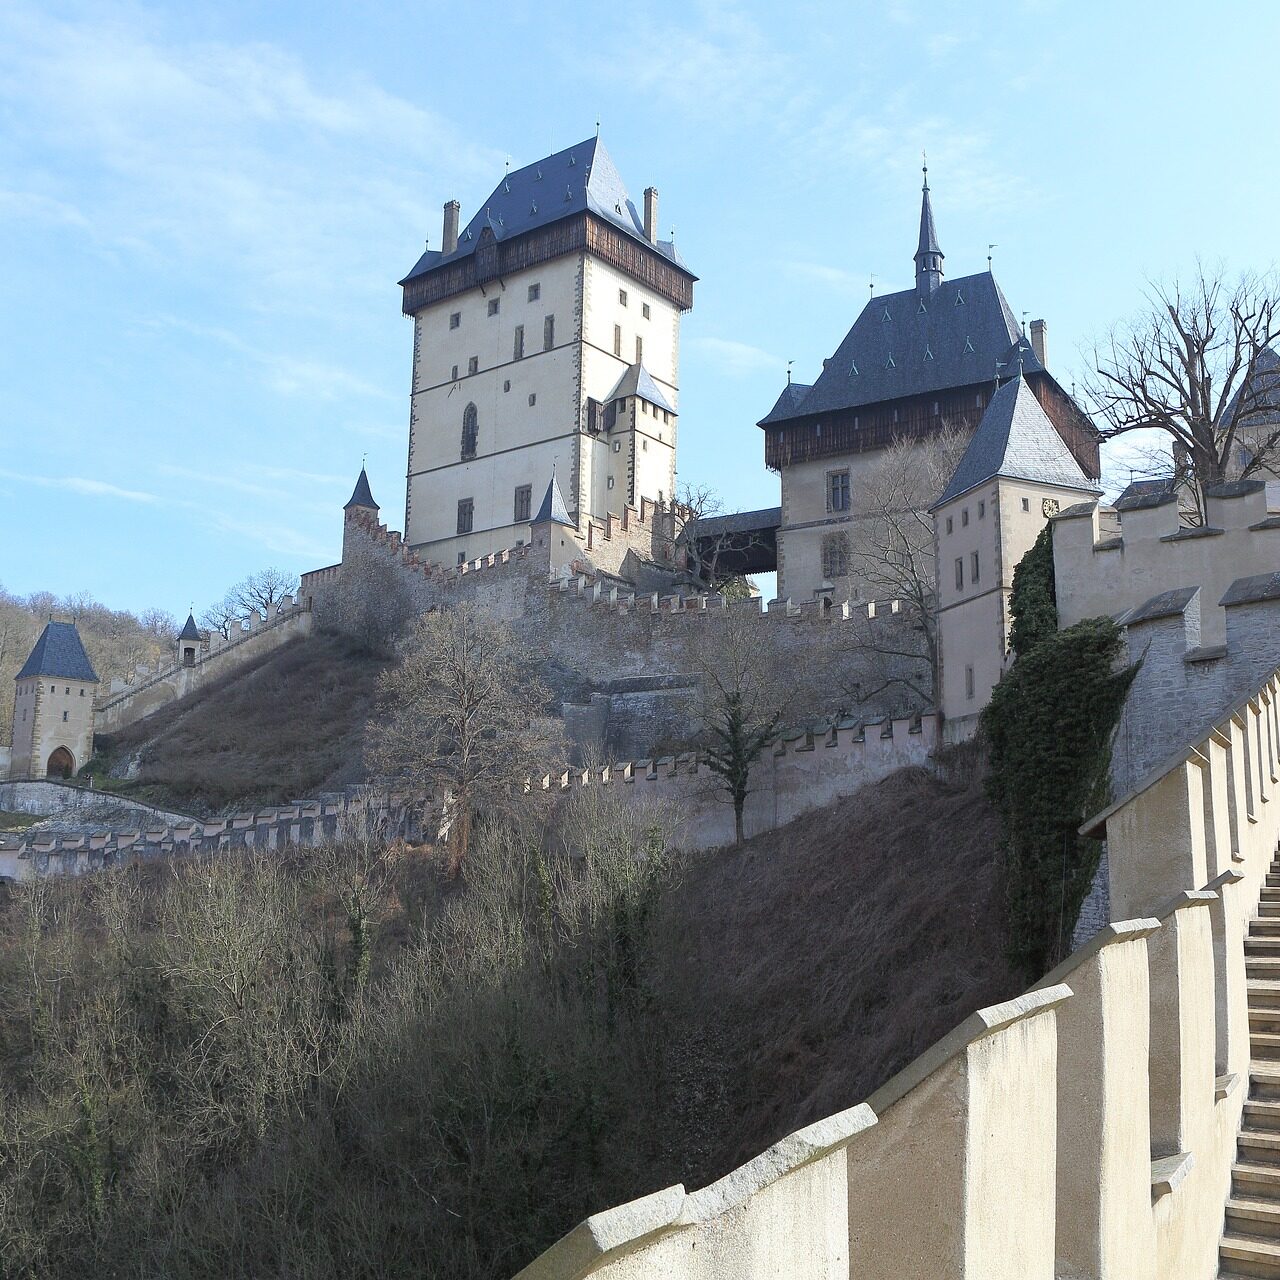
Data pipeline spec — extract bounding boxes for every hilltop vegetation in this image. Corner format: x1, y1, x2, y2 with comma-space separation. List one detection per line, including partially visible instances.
0, 756, 1016, 1279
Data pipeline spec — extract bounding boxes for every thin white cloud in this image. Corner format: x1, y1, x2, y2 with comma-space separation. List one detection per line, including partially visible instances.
691, 337, 785, 377
0, 469, 162, 504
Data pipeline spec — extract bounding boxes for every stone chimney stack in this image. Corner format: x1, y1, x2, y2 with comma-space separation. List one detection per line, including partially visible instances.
643, 187, 659, 243
442, 200, 461, 255
1029, 319, 1047, 367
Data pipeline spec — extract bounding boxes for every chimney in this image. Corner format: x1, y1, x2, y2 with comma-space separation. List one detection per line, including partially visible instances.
643, 187, 658, 243
442, 200, 460, 255
1029, 318, 1047, 368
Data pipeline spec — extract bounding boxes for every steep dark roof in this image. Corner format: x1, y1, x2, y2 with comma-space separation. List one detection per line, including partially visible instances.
687, 507, 782, 538
178, 614, 201, 641
16, 622, 98, 683
934, 376, 1099, 508
400, 138, 689, 285
604, 362, 676, 414
916, 179, 942, 259
757, 270, 1023, 425
533, 470, 573, 526
1224, 345, 1280, 445
345, 467, 378, 511
1114, 477, 1178, 511
758, 382, 813, 426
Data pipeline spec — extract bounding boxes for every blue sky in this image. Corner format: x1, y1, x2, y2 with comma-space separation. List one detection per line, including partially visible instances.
1, 0, 1275, 617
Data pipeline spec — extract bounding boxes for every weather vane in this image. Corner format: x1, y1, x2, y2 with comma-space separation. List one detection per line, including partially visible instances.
988, 243, 997, 270
868, 273, 875, 298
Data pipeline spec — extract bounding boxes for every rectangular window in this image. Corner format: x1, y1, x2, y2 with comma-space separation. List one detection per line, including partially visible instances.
467, 355, 478, 375
945, 516, 953, 535
619, 288, 628, 306
613, 324, 622, 357
513, 324, 524, 360
635, 334, 643, 363
821, 532, 849, 578
955, 557, 964, 590
451, 364, 459, 381
1022, 497, 1030, 511
971, 551, 980, 583
965, 665, 975, 699
449, 312, 460, 329
962, 508, 969, 527
528, 393, 536, 406
487, 298, 500, 316
642, 302, 651, 320
528, 283, 540, 302
543, 315, 554, 350
457, 550, 466, 565
978, 500, 985, 518
514, 484, 532, 522
828, 470, 851, 513
607, 476, 615, 489
612, 440, 621, 453
457, 498, 474, 535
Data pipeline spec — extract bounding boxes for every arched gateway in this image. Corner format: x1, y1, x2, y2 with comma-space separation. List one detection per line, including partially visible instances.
45, 747, 75, 779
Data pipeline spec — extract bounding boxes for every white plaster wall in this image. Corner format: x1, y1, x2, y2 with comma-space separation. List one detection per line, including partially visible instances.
8, 675, 95, 779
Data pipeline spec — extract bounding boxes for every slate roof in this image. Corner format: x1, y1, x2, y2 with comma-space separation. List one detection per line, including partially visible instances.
687, 507, 782, 538
16, 622, 99, 683
917, 178, 942, 259
345, 467, 378, 511
605, 362, 676, 414
400, 138, 690, 285
533, 470, 573, 526
1114, 477, 1178, 511
1224, 345, 1280, 441
757, 270, 1027, 425
178, 614, 201, 641
758, 382, 813, 426
934, 375, 1099, 508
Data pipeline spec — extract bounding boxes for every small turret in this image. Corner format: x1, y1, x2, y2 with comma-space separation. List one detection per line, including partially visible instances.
177, 613, 202, 668
531, 467, 576, 576
914, 163, 944, 295
345, 467, 379, 513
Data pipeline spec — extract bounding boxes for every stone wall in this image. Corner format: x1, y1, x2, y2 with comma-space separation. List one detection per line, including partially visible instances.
94, 598, 314, 734
506, 666, 1280, 1280
0, 779, 194, 827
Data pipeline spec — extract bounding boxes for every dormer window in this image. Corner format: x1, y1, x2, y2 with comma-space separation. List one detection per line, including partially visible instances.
955, 292, 965, 306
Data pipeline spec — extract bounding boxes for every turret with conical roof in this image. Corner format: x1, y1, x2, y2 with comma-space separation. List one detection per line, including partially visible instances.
914, 163, 944, 295
9, 621, 98, 779
345, 467, 379, 512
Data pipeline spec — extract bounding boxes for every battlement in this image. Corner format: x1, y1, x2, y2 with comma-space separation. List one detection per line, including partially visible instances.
1053, 478, 1280, 644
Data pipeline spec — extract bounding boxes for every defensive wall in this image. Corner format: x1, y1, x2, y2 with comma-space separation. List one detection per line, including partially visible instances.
1052, 478, 1280, 646
505, 665, 1280, 1280
93, 596, 313, 734
0, 710, 937, 878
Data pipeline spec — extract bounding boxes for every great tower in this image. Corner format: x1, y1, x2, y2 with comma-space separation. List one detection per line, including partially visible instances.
399, 138, 696, 565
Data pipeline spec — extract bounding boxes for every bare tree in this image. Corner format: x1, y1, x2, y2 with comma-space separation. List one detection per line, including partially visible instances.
230, 567, 300, 617
1086, 266, 1280, 501
365, 604, 563, 875
690, 611, 790, 847
674, 482, 773, 596
840, 428, 969, 702
200, 596, 241, 640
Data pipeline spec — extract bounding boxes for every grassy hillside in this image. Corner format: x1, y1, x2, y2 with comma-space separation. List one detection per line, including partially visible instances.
0, 753, 1015, 1279
95, 631, 389, 814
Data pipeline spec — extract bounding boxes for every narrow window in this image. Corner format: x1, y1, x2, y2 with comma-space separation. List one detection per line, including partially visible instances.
635, 334, 643, 363
612, 440, 621, 453
513, 324, 524, 360
642, 439, 648, 451
962, 508, 969, 527
822, 532, 849, 578
487, 298, 500, 316
613, 324, 622, 357
978, 500, 985, 518
528, 393, 536, 406
62, 710, 68, 722
965, 665, 975, 698
971, 551, 980, 583
514, 485, 532, 522
528, 282, 540, 301
955, 557, 964, 590
642, 302, 651, 320
457, 498, 474, 535
457, 550, 466, 565
467, 355, 478, 375
451, 364, 459, 381
828, 470, 851, 513
619, 288, 628, 306
946, 516, 953, 534
461, 402, 478, 460
543, 315, 554, 349
1022, 497, 1030, 511
607, 476, 615, 489
503, 379, 511, 392
449, 312, 461, 329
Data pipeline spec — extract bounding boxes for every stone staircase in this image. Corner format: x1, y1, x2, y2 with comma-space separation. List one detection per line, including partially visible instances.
1221, 861, 1280, 1277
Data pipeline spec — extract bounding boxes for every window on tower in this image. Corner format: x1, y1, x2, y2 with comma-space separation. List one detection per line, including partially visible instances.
543, 315, 555, 349
613, 324, 622, 357
461, 403, 478, 460
467, 355, 479, 376
635, 335, 643, 363
528, 283, 540, 302
488, 298, 500, 316
514, 485, 532, 522
449, 312, 461, 329
457, 498, 474, 535
513, 324, 525, 360
619, 288, 628, 306
821, 532, 849, 579
827, 470, 851, 513
642, 302, 651, 320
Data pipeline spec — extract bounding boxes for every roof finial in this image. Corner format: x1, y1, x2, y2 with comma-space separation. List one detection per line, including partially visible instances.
595, 117, 601, 138
868, 273, 875, 298
922, 149, 928, 189
987, 243, 997, 271
787, 360, 794, 385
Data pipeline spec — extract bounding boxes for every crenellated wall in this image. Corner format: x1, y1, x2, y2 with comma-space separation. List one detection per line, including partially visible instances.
501, 669, 1280, 1279
94, 597, 314, 734
1052, 479, 1280, 645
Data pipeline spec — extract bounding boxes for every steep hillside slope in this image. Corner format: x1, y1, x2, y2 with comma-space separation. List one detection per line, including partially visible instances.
656, 753, 1018, 1185
94, 632, 388, 814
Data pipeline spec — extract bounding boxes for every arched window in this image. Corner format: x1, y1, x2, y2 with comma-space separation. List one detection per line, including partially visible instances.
461, 402, 478, 460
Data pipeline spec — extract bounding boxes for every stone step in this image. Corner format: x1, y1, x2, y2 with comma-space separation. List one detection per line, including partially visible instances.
1256, 1035, 1280, 1059
1235, 1161, 1280, 1197
1250, 940, 1280, 956
1253, 1067, 1280, 1101
1246, 1101, 1280, 1132
1220, 1232, 1280, 1276
1229, 1198, 1280, 1243
1253, 920, 1280, 937
1252, 1011, 1280, 1034
1248, 959, 1280, 979
1252, 982, 1280, 1009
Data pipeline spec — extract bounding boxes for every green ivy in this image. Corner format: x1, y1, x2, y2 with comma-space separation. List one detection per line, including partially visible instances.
982, 616, 1135, 977
1007, 523, 1058, 658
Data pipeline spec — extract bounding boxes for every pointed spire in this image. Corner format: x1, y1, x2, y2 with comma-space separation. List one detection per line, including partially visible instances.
179, 613, 201, 641
344, 466, 378, 512
532, 467, 573, 526
914, 160, 944, 295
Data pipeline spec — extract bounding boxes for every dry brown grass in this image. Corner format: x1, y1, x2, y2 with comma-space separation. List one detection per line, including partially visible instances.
96, 632, 389, 814
656, 756, 1019, 1184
